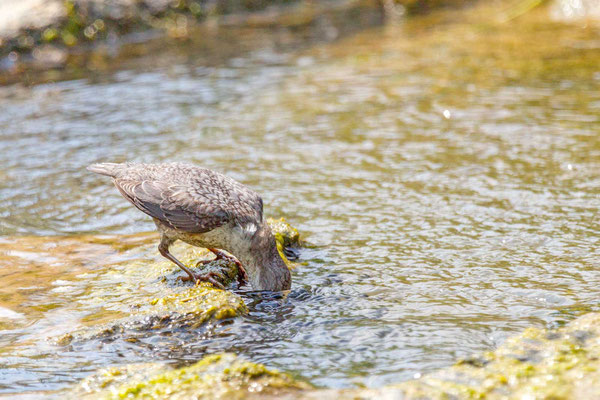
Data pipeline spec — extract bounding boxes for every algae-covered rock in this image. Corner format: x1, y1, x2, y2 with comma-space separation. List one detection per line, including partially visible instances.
0, 0, 298, 59
395, 312, 600, 399
68, 353, 311, 399
268, 217, 301, 249
320, 312, 600, 399
0, 0, 384, 85
55, 217, 301, 344
147, 283, 248, 327
268, 217, 302, 266
56, 282, 247, 345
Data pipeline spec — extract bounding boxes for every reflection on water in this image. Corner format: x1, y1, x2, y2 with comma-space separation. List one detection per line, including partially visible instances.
0, 1, 599, 396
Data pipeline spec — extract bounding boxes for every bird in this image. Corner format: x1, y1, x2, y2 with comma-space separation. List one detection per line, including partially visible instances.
87, 162, 291, 291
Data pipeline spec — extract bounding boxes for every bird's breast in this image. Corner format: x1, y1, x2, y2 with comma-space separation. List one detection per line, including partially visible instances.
154, 219, 255, 258
186, 224, 253, 255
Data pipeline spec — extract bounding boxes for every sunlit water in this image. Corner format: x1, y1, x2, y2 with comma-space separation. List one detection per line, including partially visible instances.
0, 2, 599, 396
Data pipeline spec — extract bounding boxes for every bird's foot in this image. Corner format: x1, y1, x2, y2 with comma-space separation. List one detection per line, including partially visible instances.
200, 249, 241, 266
197, 249, 248, 287
178, 272, 225, 290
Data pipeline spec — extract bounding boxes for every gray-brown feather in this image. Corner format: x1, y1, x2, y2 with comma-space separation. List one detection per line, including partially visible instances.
94, 162, 263, 233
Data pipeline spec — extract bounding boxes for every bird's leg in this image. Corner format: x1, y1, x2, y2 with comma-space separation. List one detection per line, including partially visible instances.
158, 236, 195, 280
196, 248, 248, 286
158, 237, 225, 289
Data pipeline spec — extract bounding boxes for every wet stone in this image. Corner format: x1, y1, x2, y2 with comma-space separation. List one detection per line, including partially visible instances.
267, 217, 302, 249
67, 353, 311, 399
267, 217, 303, 264
368, 312, 600, 399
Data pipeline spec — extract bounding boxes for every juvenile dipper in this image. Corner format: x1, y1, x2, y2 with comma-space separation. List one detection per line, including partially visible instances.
88, 162, 291, 291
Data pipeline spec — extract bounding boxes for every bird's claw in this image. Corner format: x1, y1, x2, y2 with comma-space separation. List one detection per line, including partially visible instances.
196, 250, 241, 268
178, 272, 225, 290
196, 249, 248, 288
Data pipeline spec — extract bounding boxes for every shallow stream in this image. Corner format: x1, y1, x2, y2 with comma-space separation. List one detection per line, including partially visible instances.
0, 2, 599, 396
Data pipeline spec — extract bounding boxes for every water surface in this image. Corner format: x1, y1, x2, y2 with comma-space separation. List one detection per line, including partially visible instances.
0, 2, 599, 396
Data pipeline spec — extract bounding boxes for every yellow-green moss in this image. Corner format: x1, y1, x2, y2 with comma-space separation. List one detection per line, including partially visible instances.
268, 217, 301, 248
384, 312, 600, 399
267, 217, 301, 267
147, 284, 248, 326
69, 353, 310, 399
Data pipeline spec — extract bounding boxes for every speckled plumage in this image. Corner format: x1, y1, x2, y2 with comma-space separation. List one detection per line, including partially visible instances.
88, 162, 291, 291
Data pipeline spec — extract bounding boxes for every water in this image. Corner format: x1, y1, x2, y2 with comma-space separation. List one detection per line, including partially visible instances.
1, 1, 599, 396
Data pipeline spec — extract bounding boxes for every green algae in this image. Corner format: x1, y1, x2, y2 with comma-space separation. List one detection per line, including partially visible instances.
54, 280, 249, 345
267, 216, 302, 267
381, 312, 600, 399
69, 353, 310, 399
146, 283, 248, 327
268, 217, 302, 249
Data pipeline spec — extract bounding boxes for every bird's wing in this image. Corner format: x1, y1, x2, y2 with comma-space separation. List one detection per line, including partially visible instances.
114, 179, 229, 233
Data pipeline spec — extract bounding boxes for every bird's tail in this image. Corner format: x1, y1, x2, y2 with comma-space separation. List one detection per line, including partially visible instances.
87, 163, 122, 177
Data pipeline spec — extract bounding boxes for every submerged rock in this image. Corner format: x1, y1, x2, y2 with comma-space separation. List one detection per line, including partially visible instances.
103, 282, 247, 333
53, 261, 247, 345
68, 353, 311, 399
0, 0, 384, 80
0, 0, 297, 59
147, 283, 247, 325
